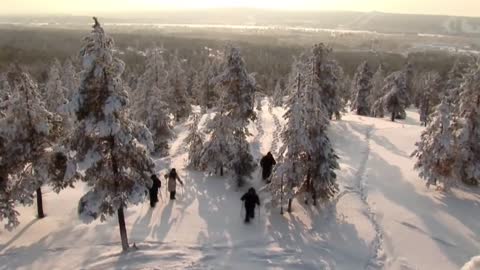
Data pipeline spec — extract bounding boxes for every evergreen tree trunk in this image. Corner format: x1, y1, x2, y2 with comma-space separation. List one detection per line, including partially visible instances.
220, 166, 224, 177
391, 111, 395, 122
287, 198, 293, 213
117, 207, 129, 252
36, 187, 45, 219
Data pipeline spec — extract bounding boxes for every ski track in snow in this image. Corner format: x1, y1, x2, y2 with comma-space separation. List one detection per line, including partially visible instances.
360, 127, 386, 270
333, 124, 386, 270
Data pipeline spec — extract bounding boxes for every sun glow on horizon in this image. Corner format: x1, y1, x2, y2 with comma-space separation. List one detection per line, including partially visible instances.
2, 0, 480, 17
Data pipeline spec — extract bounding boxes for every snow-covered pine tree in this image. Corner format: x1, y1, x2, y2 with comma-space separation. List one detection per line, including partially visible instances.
44, 59, 68, 113
453, 66, 480, 186
213, 46, 256, 122
167, 50, 191, 121
199, 109, 235, 177
62, 58, 79, 101
271, 68, 339, 211
418, 71, 441, 126
311, 44, 342, 120
0, 67, 66, 229
272, 79, 285, 107
132, 47, 173, 155
412, 97, 456, 190
68, 18, 155, 251
230, 127, 256, 187
405, 61, 415, 106
302, 61, 339, 204
185, 114, 204, 169
199, 47, 256, 186
336, 67, 351, 111
271, 74, 310, 212
194, 59, 220, 112
351, 61, 373, 116
445, 57, 477, 113
368, 63, 386, 109
372, 71, 409, 121
0, 72, 11, 116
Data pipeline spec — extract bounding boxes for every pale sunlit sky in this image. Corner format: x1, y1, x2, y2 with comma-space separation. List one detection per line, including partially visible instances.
2, 0, 480, 17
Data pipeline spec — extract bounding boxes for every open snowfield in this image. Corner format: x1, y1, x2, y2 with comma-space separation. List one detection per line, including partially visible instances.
1, 100, 479, 270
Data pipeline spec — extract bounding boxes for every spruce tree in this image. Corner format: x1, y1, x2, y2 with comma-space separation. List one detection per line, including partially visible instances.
272, 79, 285, 107
200, 47, 256, 186
44, 59, 68, 114
271, 75, 310, 212
418, 71, 441, 126
185, 114, 204, 169
68, 19, 155, 251
213, 46, 256, 122
62, 58, 79, 101
311, 44, 342, 120
167, 51, 191, 121
368, 63, 386, 108
453, 67, 480, 186
372, 71, 409, 121
351, 61, 373, 116
199, 109, 235, 177
0, 67, 66, 229
412, 98, 456, 190
271, 70, 338, 212
133, 47, 173, 154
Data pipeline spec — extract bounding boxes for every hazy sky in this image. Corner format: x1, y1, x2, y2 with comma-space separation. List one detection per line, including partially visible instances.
2, 0, 480, 17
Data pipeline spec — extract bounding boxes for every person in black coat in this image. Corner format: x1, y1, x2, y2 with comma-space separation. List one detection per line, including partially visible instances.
241, 187, 260, 223
149, 174, 161, 207
260, 152, 276, 182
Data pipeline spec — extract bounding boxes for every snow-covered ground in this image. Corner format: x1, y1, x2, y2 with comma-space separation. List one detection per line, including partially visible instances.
1, 101, 479, 270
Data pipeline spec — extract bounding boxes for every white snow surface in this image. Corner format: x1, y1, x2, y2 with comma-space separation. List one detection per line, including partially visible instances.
1, 101, 479, 270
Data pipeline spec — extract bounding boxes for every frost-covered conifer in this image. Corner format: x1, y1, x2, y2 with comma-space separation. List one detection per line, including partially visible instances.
167, 51, 191, 121
405, 61, 415, 105
67, 19, 155, 251
133, 47, 173, 154
185, 114, 204, 169
194, 59, 220, 112
230, 128, 256, 187
336, 68, 351, 110
62, 58, 79, 101
418, 71, 441, 126
271, 71, 338, 212
453, 67, 480, 186
271, 75, 310, 212
199, 47, 256, 186
0, 73, 11, 116
311, 44, 342, 120
213, 46, 256, 122
372, 71, 409, 121
272, 79, 285, 107
351, 61, 373, 116
199, 109, 235, 177
0, 68, 66, 230
368, 63, 386, 108
45, 59, 68, 113
412, 98, 456, 190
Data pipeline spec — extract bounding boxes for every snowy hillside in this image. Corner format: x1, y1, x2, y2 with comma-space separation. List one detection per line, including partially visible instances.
1, 100, 479, 270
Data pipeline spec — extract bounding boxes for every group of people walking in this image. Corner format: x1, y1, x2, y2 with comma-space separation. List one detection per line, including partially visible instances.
148, 152, 276, 224
148, 168, 184, 208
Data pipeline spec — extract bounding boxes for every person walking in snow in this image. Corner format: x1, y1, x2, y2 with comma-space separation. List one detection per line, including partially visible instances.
260, 152, 276, 183
149, 174, 161, 207
241, 187, 260, 223
164, 168, 184, 200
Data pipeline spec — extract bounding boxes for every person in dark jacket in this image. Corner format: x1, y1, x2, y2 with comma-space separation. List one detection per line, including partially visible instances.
149, 174, 161, 207
241, 187, 260, 223
164, 168, 184, 200
260, 152, 276, 182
